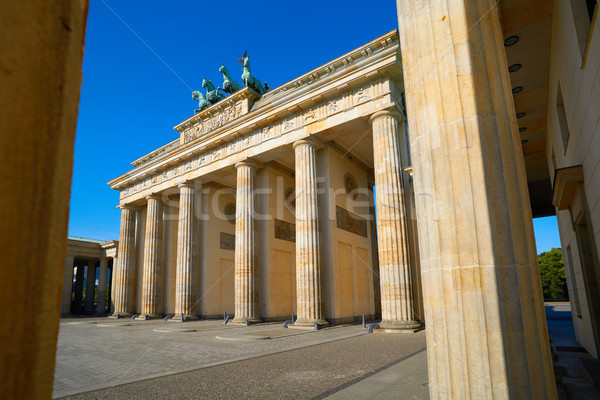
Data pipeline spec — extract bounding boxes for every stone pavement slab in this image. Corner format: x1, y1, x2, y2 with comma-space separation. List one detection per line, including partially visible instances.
53, 318, 370, 398
56, 328, 427, 400
322, 350, 429, 400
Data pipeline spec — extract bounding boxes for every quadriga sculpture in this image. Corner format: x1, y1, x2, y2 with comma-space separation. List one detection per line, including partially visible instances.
238, 51, 266, 95
191, 90, 210, 114
218, 65, 243, 95
202, 78, 226, 104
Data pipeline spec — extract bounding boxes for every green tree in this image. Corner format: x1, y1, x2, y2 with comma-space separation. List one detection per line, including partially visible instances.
538, 248, 568, 300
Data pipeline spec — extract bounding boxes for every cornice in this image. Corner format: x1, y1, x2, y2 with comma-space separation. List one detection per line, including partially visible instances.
107, 30, 400, 192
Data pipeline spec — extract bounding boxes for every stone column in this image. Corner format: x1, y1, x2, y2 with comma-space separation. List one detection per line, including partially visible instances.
84, 260, 96, 314
72, 263, 84, 314
112, 205, 137, 317
293, 139, 327, 327
233, 161, 260, 324
174, 182, 198, 320
370, 110, 420, 332
140, 195, 164, 319
61, 255, 75, 314
396, 1, 557, 398
96, 257, 108, 316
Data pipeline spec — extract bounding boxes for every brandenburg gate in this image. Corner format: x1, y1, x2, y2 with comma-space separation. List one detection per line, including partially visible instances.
108, 30, 422, 329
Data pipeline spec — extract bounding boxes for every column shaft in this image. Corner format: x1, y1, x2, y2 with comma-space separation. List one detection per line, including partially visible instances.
397, 1, 556, 398
294, 140, 326, 326
72, 264, 84, 314
233, 162, 260, 323
371, 111, 420, 331
96, 258, 108, 316
174, 183, 198, 320
84, 260, 96, 314
112, 206, 137, 317
61, 255, 75, 314
140, 195, 164, 318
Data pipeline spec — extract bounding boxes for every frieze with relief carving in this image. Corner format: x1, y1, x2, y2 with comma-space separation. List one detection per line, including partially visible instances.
120, 79, 386, 201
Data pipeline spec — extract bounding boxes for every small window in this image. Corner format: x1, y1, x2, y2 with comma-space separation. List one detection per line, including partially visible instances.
570, 0, 596, 60
586, 0, 598, 21
556, 84, 570, 153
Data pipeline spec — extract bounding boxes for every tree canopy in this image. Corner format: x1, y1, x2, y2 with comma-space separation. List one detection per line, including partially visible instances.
538, 248, 568, 300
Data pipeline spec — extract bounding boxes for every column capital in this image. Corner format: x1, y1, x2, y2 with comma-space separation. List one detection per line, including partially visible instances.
235, 158, 259, 170
178, 181, 196, 190
368, 109, 405, 124
292, 136, 323, 150
117, 204, 138, 211
146, 193, 162, 202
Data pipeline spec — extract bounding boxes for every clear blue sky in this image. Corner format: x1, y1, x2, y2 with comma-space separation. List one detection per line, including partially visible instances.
68, 0, 561, 254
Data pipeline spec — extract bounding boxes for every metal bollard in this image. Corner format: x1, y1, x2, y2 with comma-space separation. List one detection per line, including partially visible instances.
314, 322, 319, 331
367, 323, 380, 333
362, 314, 365, 328
223, 315, 230, 324
283, 320, 292, 328
180, 313, 184, 322
245, 319, 249, 327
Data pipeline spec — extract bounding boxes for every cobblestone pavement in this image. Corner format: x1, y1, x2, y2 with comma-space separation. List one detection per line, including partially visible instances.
54, 317, 427, 399
54, 320, 425, 399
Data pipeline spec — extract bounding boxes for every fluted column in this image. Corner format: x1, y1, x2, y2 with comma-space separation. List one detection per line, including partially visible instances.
174, 182, 198, 320
96, 258, 108, 316
139, 195, 164, 319
84, 259, 96, 314
293, 139, 327, 327
397, 1, 557, 398
72, 263, 84, 314
233, 161, 260, 324
370, 110, 420, 331
112, 205, 137, 317
61, 255, 74, 314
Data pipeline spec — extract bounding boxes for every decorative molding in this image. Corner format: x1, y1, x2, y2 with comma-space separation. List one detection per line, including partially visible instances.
274, 219, 296, 242
131, 140, 179, 167
119, 80, 385, 200
220, 232, 235, 250
181, 103, 243, 144
336, 206, 368, 238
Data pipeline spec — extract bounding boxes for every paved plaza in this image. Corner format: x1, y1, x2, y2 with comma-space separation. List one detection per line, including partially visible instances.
53, 318, 428, 399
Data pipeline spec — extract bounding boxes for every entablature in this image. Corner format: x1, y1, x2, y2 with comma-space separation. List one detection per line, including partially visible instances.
108, 30, 403, 205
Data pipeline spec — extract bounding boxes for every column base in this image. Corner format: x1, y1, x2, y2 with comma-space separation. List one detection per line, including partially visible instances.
169, 314, 199, 322
135, 313, 163, 320
379, 320, 423, 333
231, 316, 262, 325
293, 318, 329, 328
109, 312, 132, 319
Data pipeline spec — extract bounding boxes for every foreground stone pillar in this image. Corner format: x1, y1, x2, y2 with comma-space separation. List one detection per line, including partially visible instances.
293, 139, 327, 327
370, 110, 420, 332
0, 4, 88, 396
233, 161, 260, 324
140, 195, 164, 319
112, 205, 137, 317
72, 264, 84, 314
96, 258, 108, 316
396, 1, 557, 398
61, 255, 75, 314
174, 183, 198, 320
84, 259, 96, 314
